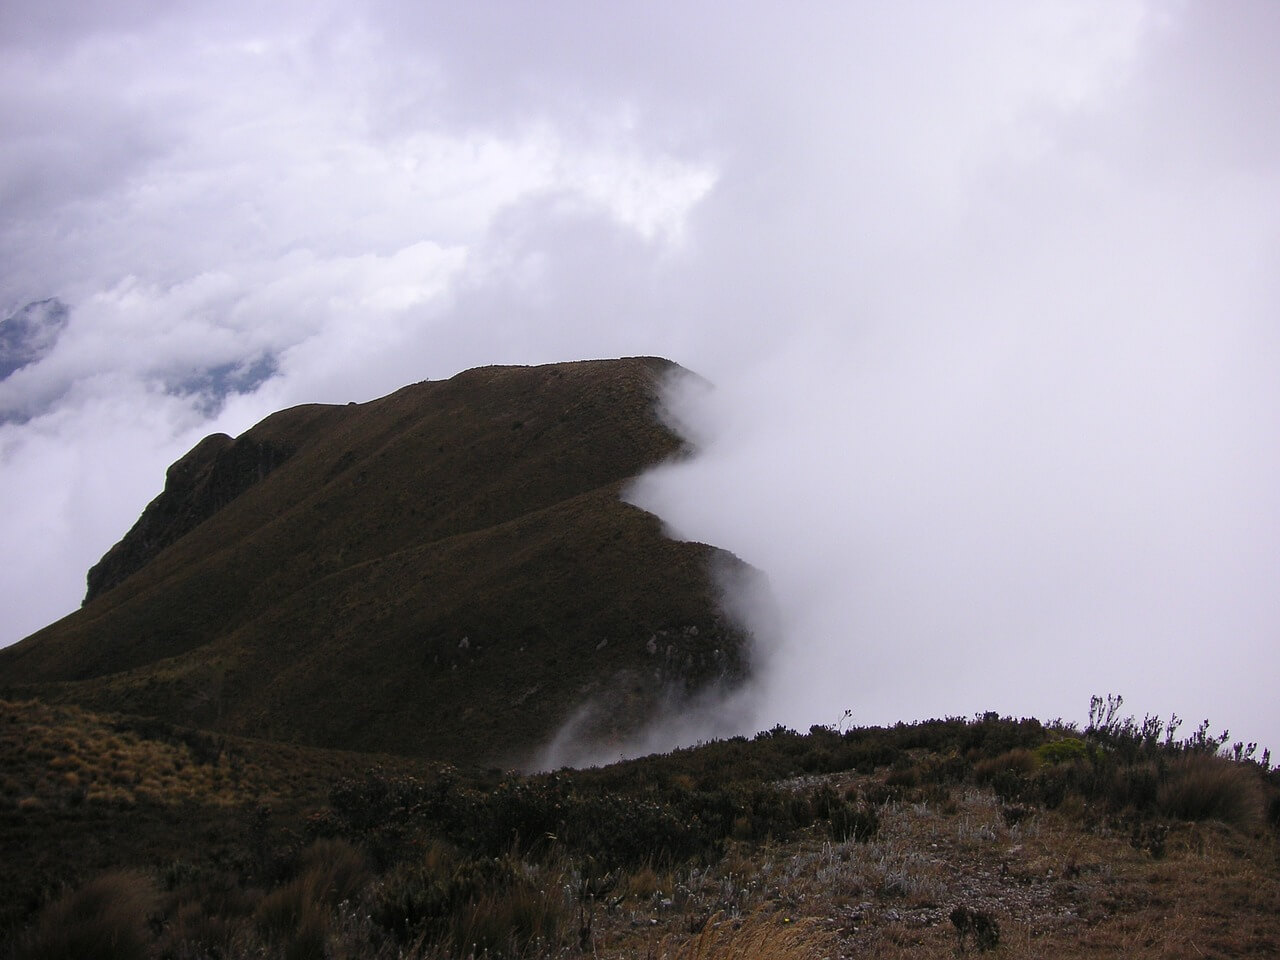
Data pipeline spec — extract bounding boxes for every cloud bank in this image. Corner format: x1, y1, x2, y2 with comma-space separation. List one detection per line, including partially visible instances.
2, 2, 1277, 752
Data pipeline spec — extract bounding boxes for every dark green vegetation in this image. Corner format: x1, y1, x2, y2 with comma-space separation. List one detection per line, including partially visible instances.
3, 696, 1277, 958
0, 358, 751, 765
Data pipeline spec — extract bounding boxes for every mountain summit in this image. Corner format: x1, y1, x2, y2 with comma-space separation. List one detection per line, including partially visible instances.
0, 357, 754, 766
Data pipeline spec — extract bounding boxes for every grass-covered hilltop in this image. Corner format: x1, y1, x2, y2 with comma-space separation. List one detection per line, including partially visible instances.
0, 358, 751, 765
0, 359, 1276, 958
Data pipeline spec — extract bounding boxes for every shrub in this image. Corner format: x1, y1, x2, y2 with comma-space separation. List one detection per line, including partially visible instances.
861, 781, 905, 806
1157, 755, 1264, 831
370, 848, 571, 957
1029, 759, 1086, 809
918, 752, 969, 785
828, 802, 879, 843
1110, 761, 1161, 813
1035, 737, 1089, 764
371, 852, 456, 944
331, 768, 447, 828
799, 748, 836, 773
17, 870, 156, 960
810, 784, 879, 842
884, 763, 920, 789
974, 748, 1041, 804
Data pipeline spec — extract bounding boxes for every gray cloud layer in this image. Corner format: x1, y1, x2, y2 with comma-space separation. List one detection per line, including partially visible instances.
2, 1, 1277, 752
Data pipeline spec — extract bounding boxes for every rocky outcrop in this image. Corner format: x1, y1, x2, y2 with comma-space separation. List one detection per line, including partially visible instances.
84, 432, 293, 603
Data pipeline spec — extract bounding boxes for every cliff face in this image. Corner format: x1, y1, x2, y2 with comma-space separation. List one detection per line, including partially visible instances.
2, 358, 757, 766
85, 433, 293, 603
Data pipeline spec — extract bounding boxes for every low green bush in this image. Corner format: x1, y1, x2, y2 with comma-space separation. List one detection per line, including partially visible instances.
1035, 737, 1089, 764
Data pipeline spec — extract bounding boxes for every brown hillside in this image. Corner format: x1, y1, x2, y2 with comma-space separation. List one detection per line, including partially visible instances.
0, 357, 753, 765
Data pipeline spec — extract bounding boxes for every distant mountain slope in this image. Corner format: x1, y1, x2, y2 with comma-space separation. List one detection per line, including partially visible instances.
0, 358, 753, 765
0, 298, 69, 381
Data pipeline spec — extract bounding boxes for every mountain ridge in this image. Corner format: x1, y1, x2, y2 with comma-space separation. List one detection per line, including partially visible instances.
0, 356, 755, 765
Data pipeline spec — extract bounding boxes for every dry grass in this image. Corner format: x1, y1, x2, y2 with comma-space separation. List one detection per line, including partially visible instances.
254, 839, 369, 943
15, 870, 156, 960
972, 747, 1039, 782
623, 864, 665, 900
1158, 753, 1265, 830
0, 699, 274, 811
0, 698, 434, 817
6, 784, 1277, 960
449, 882, 573, 957
2, 696, 1276, 960
588, 774, 1279, 960
667, 914, 834, 960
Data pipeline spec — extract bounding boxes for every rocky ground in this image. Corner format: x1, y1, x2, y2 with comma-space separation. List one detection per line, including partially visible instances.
594, 770, 1279, 959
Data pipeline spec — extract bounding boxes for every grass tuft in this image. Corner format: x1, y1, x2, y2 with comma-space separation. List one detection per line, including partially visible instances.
16, 870, 156, 960
1157, 754, 1264, 830
253, 838, 369, 956
972, 748, 1038, 782
671, 913, 833, 960
451, 881, 572, 958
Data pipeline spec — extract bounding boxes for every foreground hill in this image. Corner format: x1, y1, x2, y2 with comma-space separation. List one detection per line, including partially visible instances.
1, 697, 1276, 958
0, 358, 752, 765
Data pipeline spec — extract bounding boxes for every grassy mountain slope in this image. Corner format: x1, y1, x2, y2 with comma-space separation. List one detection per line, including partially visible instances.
0, 358, 750, 764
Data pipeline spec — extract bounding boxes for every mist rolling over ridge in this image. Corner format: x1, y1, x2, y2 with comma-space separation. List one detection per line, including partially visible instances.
1, 1, 1277, 754
630, 306, 1279, 751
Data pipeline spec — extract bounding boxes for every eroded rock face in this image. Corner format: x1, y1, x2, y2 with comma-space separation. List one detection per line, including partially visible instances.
84, 433, 293, 603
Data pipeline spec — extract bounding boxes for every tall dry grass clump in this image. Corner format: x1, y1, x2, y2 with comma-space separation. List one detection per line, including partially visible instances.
972, 748, 1038, 783
1157, 754, 1264, 830
449, 882, 572, 958
369, 846, 574, 958
253, 838, 369, 960
16, 870, 156, 960
296, 837, 370, 907
671, 913, 833, 960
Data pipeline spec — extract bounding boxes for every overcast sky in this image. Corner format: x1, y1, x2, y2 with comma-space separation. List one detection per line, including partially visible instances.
2, 1, 1277, 754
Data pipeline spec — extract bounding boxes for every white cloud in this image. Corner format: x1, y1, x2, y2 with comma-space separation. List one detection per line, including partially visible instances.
0, 379, 214, 639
